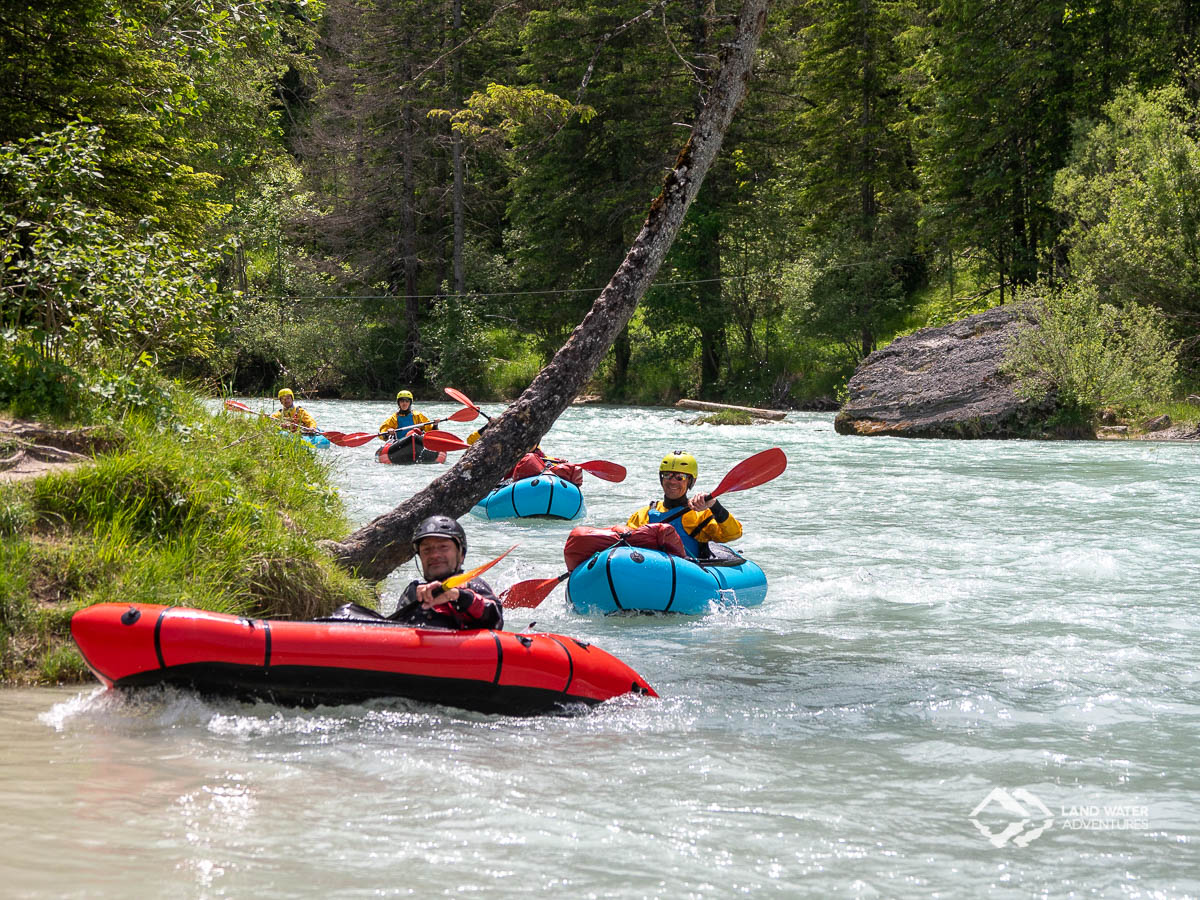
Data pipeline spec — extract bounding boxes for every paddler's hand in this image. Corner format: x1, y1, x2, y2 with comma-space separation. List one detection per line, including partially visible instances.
688, 492, 716, 512
416, 581, 459, 609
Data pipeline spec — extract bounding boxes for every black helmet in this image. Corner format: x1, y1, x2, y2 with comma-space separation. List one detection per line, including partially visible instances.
413, 515, 466, 554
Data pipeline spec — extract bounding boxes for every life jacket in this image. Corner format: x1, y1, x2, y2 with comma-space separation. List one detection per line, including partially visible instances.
395, 411, 416, 431
647, 499, 712, 558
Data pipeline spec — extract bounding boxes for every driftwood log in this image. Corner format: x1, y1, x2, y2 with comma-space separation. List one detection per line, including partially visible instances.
0, 443, 89, 464
675, 399, 787, 420
0, 421, 123, 456
323, 0, 771, 580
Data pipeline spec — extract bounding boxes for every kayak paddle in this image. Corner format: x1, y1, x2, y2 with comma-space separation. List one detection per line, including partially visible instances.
703, 446, 787, 501
502, 447, 788, 609
442, 390, 622, 481
419, 430, 471, 452
322, 431, 380, 447
503, 572, 569, 609
440, 543, 517, 593
444, 386, 489, 418
223, 399, 376, 447
576, 460, 626, 482
418, 430, 625, 482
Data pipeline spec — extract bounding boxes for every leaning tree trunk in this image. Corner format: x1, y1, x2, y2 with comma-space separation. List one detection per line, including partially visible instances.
325, 0, 771, 580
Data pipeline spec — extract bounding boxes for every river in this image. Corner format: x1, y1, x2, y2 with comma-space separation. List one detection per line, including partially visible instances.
3, 401, 1198, 897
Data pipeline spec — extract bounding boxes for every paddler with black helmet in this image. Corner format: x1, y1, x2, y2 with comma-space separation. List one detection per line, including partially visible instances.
378, 390, 437, 440
271, 388, 317, 431
626, 451, 742, 559
388, 515, 503, 630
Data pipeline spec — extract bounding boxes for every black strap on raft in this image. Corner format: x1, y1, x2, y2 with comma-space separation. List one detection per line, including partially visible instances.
659, 502, 686, 526
657, 500, 715, 559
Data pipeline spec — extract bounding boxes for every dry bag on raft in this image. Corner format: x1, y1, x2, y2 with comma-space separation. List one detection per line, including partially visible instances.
563, 524, 686, 571
508, 452, 584, 486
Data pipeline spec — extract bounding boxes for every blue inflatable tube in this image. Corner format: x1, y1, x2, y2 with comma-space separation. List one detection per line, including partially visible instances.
565, 543, 767, 615
471, 474, 585, 521
279, 429, 330, 449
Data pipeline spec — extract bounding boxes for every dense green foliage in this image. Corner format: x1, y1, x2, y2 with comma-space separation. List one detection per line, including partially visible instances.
3, 0, 1199, 407
1004, 280, 1179, 415
1053, 83, 1200, 349
0, 384, 372, 683
0, 126, 231, 369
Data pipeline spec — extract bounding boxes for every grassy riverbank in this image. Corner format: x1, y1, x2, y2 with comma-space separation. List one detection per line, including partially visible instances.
0, 390, 373, 685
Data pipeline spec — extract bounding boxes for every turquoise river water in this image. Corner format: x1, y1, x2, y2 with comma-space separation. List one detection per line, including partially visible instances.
2, 401, 1199, 898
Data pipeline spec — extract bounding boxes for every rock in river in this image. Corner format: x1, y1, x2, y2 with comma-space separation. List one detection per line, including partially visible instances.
834, 306, 1055, 438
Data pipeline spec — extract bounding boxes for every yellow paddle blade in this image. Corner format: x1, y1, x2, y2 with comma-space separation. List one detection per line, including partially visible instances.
442, 544, 518, 591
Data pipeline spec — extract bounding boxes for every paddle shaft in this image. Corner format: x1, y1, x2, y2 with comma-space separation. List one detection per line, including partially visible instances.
225, 399, 322, 435
389, 405, 477, 439
223, 400, 383, 448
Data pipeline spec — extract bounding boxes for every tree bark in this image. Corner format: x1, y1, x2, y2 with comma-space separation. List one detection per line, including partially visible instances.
400, 89, 422, 383
451, 0, 466, 295
325, 0, 771, 580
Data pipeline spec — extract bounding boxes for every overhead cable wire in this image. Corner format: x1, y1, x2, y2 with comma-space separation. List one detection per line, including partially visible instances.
236, 272, 773, 302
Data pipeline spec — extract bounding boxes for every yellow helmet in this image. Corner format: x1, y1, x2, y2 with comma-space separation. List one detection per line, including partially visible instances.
278, 388, 294, 400
396, 390, 414, 402
659, 450, 698, 479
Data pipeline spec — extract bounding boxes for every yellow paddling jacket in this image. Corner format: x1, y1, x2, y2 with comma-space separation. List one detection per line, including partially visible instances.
272, 406, 316, 428
627, 499, 742, 557
378, 410, 433, 437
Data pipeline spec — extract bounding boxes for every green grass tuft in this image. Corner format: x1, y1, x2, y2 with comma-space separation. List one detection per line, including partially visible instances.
692, 410, 756, 425
1, 391, 374, 684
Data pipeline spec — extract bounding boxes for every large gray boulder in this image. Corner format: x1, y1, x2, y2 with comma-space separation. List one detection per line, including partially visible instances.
834, 305, 1056, 438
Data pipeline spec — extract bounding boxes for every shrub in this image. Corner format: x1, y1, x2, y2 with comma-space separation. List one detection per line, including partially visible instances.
0, 125, 233, 368
1003, 280, 1179, 415
0, 338, 85, 419
421, 294, 494, 395
1052, 83, 1200, 350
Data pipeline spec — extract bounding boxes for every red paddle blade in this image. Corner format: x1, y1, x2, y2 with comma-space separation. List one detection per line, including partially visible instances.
502, 574, 567, 609
443, 387, 478, 411
322, 431, 377, 447
448, 406, 479, 423
443, 544, 518, 591
421, 430, 470, 451
224, 399, 255, 414
711, 447, 788, 499
577, 460, 626, 483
